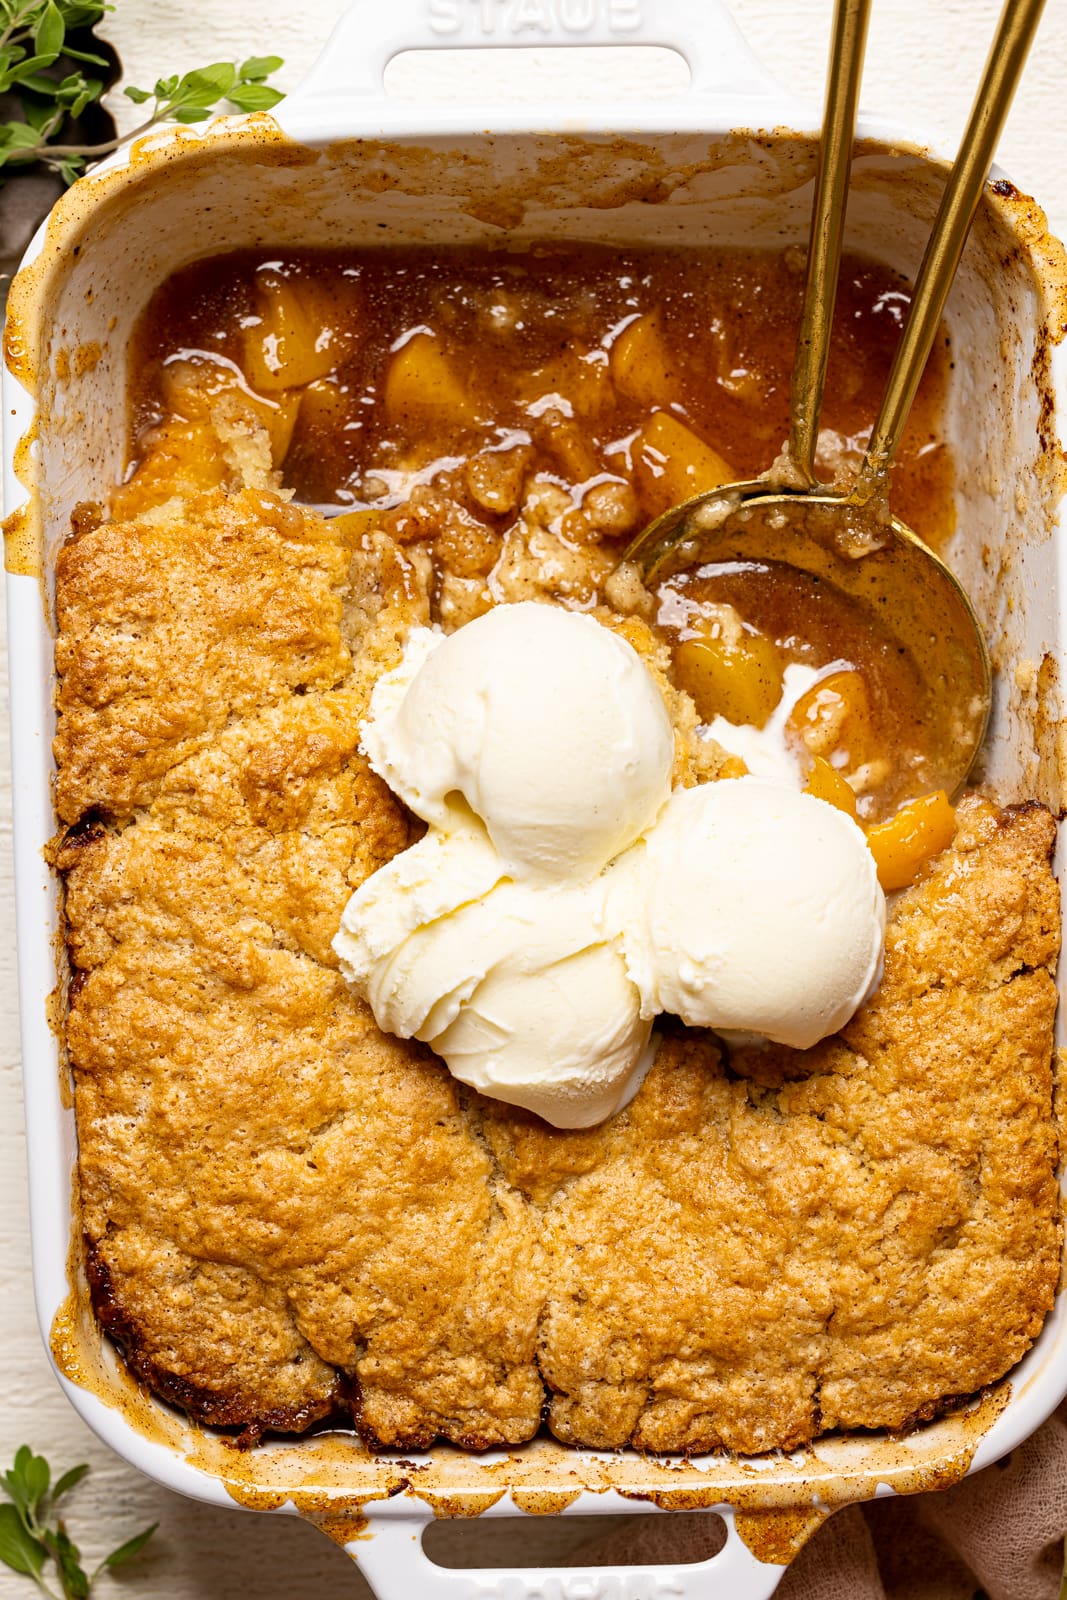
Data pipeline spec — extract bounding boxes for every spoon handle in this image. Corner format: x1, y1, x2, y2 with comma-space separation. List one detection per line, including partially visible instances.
788, 0, 872, 485
852, 0, 1047, 503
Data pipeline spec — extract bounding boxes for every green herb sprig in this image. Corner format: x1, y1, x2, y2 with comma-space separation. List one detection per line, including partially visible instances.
0, 1446, 156, 1598
0, 0, 283, 186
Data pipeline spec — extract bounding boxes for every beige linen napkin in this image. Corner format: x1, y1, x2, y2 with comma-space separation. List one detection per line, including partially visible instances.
567, 1402, 1067, 1598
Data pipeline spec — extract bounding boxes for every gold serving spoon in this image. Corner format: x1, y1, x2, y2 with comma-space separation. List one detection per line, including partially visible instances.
624, 0, 1046, 803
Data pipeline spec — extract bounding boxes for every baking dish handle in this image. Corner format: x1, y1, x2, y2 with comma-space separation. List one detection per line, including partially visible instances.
349, 1507, 790, 1599
284, 0, 788, 111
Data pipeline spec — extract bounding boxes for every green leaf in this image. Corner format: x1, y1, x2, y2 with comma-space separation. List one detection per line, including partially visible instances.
154, 73, 178, 98
17, 70, 63, 93
11, 51, 62, 78
171, 105, 212, 122
239, 54, 282, 81
3, 121, 44, 148
176, 61, 237, 99
61, 3, 111, 25
123, 83, 152, 104
51, 1465, 89, 1503
35, 1, 65, 58
167, 90, 217, 112
66, 81, 100, 117
55, 73, 102, 112
13, 1446, 35, 1484
22, 1450, 49, 1516
47, 1527, 89, 1599
61, 45, 110, 66
1, 1466, 28, 1514
226, 82, 283, 112
102, 1522, 157, 1570
0, 1503, 47, 1578
55, 152, 85, 184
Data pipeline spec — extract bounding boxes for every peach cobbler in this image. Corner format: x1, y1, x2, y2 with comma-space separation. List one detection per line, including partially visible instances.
52, 246, 1060, 1451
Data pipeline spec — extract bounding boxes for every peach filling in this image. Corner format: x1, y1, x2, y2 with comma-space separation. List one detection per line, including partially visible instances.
127, 247, 963, 894
674, 610, 957, 891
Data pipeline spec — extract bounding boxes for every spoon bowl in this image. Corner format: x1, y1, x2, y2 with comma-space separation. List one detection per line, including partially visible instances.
629, 480, 991, 812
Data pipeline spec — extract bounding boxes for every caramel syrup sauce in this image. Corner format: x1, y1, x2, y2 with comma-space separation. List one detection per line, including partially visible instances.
130, 245, 952, 523
126, 245, 956, 812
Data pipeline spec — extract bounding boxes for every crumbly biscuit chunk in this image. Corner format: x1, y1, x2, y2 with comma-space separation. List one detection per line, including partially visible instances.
85, 1227, 341, 1431
54, 489, 351, 823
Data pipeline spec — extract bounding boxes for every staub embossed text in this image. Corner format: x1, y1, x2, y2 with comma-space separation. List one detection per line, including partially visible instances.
427, 0, 643, 37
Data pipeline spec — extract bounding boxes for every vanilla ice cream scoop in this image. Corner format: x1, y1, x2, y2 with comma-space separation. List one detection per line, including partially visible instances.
361, 602, 673, 883
426, 889, 654, 1128
338, 606, 886, 1128
333, 810, 504, 1036
615, 778, 885, 1050
335, 840, 653, 1128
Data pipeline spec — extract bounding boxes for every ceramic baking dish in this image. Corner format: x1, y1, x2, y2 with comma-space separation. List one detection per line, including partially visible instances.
5, 1, 1067, 1594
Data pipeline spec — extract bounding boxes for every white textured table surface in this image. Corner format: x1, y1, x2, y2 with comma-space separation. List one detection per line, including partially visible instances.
3, 3, 1067, 1596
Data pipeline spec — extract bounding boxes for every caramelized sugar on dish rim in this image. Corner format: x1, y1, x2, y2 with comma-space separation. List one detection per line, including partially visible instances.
127, 244, 970, 890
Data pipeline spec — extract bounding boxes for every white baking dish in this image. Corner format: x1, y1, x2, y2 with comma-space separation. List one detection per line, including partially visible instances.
6, 2, 1067, 1595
